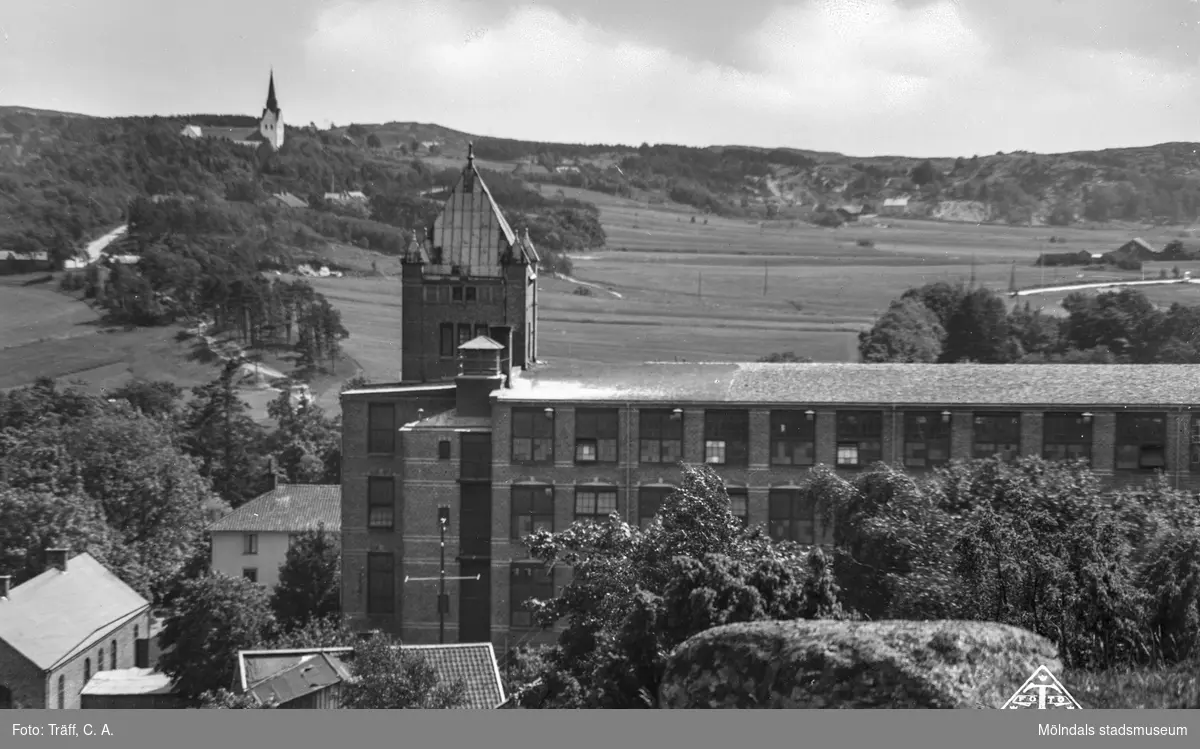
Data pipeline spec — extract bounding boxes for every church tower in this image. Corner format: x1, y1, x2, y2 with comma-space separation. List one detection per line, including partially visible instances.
259, 70, 284, 151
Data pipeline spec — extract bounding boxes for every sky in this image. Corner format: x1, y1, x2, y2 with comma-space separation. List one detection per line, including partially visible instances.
2, 0, 1199, 157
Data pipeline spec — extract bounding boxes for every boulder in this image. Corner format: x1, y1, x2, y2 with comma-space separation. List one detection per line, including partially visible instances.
659, 619, 1061, 709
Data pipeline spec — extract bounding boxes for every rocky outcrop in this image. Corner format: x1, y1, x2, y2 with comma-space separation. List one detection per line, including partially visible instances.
659, 619, 1061, 709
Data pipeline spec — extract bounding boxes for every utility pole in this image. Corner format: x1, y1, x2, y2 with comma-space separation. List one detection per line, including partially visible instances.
403, 506, 480, 644
698, 271, 702, 300
763, 260, 769, 296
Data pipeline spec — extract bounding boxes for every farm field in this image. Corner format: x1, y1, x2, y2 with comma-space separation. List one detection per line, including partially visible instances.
0, 276, 220, 393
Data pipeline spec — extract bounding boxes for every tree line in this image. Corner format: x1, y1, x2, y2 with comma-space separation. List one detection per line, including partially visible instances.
858, 281, 1200, 364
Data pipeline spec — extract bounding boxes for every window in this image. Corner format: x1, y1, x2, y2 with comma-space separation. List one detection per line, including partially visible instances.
423, 286, 438, 304
638, 486, 672, 529
575, 409, 619, 463
57, 675, 64, 709
474, 323, 489, 340
704, 410, 749, 466
438, 439, 452, 460
836, 411, 883, 468
727, 487, 749, 526
367, 403, 396, 454
511, 408, 554, 464
243, 568, 258, 583
98, 648, 104, 672
466, 287, 477, 302
439, 323, 455, 358
367, 553, 395, 615
972, 413, 1021, 460
510, 564, 553, 629
452, 286, 464, 302
111, 640, 116, 670
769, 489, 817, 545
1191, 415, 1200, 468
457, 323, 472, 347
511, 485, 555, 540
771, 410, 815, 466
134, 625, 139, 640
903, 411, 952, 469
460, 433, 492, 481
1115, 413, 1166, 470
243, 533, 258, 555
639, 409, 683, 464
574, 487, 618, 523
84, 659, 91, 685
368, 476, 395, 529
1043, 412, 1093, 464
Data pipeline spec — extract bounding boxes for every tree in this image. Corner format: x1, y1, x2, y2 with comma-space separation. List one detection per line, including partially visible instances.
108, 380, 184, 419
1, 409, 212, 598
857, 298, 944, 363
271, 524, 341, 631
341, 634, 468, 709
910, 160, 937, 186
941, 287, 1014, 363
182, 359, 268, 506
518, 464, 842, 708
900, 281, 967, 332
159, 575, 278, 701
756, 351, 813, 363
0, 486, 122, 586
265, 390, 341, 484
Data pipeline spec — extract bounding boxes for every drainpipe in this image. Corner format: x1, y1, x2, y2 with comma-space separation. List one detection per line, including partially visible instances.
1177, 405, 1185, 491
624, 402, 633, 525
891, 404, 899, 466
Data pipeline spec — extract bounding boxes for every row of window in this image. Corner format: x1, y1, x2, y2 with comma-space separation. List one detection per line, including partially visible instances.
438, 323, 494, 359
67, 634, 127, 708
368, 406, 1200, 471
241, 533, 304, 556
422, 285, 500, 305
363, 479, 815, 544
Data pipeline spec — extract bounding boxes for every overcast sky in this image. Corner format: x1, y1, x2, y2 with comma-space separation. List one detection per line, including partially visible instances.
3, 0, 1199, 156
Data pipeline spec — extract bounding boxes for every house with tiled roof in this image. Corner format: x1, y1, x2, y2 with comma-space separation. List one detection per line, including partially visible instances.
0, 550, 156, 709
206, 482, 340, 589
234, 643, 506, 709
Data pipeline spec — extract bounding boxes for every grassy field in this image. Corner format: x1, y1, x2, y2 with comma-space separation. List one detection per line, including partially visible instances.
0, 275, 221, 393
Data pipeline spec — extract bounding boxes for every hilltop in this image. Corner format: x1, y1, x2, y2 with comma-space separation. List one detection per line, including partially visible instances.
313, 119, 1200, 230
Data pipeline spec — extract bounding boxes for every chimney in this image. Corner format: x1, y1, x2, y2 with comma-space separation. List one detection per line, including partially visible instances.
491, 325, 513, 386
46, 548, 69, 572
0, 575, 10, 599
266, 457, 278, 492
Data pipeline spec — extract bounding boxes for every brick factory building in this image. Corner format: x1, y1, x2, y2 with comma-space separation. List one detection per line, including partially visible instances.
341, 352, 1200, 649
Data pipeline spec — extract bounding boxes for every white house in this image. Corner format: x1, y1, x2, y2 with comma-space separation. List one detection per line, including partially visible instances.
179, 125, 202, 139
206, 483, 340, 589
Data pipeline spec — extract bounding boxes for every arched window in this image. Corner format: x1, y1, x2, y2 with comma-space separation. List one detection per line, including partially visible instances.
134, 625, 139, 640
0, 685, 12, 709
57, 676, 64, 709
98, 649, 104, 672
110, 640, 117, 670
84, 658, 91, 684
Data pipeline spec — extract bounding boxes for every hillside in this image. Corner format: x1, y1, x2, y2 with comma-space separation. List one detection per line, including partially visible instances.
320, 119, 1200, 230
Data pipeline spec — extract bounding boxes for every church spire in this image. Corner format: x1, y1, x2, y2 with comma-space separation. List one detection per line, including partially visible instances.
265, 69, 279, 114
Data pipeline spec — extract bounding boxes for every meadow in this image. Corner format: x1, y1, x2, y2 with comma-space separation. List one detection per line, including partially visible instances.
0, 275, 219, 394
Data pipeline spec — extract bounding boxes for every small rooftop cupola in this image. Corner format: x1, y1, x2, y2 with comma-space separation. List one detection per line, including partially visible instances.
46, 547, 69, 573
455, 335, 506, 417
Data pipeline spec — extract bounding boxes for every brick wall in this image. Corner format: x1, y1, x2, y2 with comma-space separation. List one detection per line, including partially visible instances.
0, 608, 151, 709
401, 264, 533, 384
341, 394, 1200, 649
